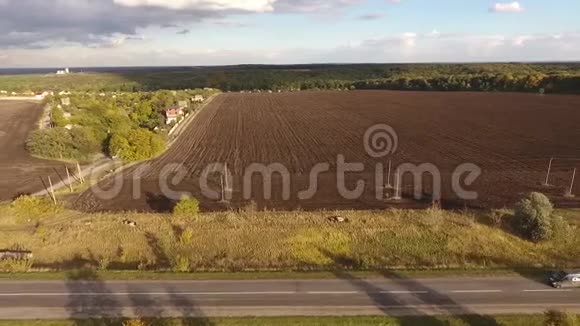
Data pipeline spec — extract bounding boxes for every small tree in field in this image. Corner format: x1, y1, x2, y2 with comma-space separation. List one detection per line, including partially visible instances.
514, 192, 554, 242
173, 195, 200, 217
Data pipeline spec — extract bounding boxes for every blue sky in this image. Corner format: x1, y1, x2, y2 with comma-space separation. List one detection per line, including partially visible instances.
0, 0, 579, 67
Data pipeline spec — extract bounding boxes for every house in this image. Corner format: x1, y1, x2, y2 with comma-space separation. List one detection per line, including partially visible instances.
56, 68, 70, 75
0, 90, 7, 94
165, 106, 184, 125
59, 91, 71, 96
192, 95, 204, 103
61, 98, 71, 106
35, 91, 50, 100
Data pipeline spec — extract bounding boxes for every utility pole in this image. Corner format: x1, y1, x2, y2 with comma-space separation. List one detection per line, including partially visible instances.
48, 176, 56, 205
386, 160, 393, 189
77, 162, 85, 184
544, 157, 554, 186
65, 166, 73, 192
392, 170, 402, 201
565, 168, 576, 198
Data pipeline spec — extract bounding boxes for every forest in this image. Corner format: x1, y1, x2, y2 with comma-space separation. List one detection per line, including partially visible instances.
1, 63, 580, 94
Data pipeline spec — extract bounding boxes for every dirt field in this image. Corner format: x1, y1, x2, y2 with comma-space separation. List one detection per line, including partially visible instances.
75, 91, 580, 212
0, 101, 69, 201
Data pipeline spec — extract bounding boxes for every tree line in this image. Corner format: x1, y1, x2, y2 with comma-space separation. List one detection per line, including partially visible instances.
2, 63, 580, 94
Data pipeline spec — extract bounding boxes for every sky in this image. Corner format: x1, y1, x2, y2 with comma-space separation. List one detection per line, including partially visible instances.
0, 0, 579, 67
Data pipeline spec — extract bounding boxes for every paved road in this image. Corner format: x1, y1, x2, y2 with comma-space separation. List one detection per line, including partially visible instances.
0, 277, 579, 319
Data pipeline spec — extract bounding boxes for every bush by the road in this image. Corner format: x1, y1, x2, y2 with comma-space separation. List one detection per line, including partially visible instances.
513, 192, 569, 242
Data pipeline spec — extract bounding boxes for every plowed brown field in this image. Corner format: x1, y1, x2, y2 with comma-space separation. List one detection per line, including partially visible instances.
0, 101, 69, 201
75, 91, 580, 212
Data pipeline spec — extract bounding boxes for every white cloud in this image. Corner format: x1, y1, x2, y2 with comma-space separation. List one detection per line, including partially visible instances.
113, 0, 275, 12
490, 2, 524, 13
2, 31, 580, 67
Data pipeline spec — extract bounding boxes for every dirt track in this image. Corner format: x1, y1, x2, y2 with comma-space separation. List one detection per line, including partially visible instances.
0, 101, 69, 200
75, 91, 580, 212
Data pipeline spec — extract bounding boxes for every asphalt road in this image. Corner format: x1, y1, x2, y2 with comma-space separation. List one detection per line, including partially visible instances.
0, 277, 579, 319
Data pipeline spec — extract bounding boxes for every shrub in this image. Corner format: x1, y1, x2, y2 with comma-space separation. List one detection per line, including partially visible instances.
123, 319, 148, 326
0, 258, 34, 272
488, 210, 504, 227
172, 255, 191, 272
173, 196, 200, 217
545, 310, 579, 326
10, 195, 63, 221
514, 192, 555, 242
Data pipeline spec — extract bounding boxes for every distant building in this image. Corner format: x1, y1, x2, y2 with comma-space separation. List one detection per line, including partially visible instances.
35, 91, 50, 100
192, 95, 205, 103
59, 91, 71, 96
165, 106, 184, 125
61, 98, 71, 106
56, 68, 70, 75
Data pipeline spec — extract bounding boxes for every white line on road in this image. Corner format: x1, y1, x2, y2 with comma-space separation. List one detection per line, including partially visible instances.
380, 291, 429, 294
0, 291, 297, 297
306, 291, 359, 294
450, 290, 503, 293
522, 289, 573, 292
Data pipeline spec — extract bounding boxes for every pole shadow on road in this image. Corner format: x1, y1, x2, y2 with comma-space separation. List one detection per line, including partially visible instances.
319, 248, 500, 326
65, 267, 122, 326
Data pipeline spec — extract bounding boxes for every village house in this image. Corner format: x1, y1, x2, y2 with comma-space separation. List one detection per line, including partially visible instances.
192, 95, 204, 103
61, 98, 71, 106
165, 106, 184, 125
35, 91, 51, 100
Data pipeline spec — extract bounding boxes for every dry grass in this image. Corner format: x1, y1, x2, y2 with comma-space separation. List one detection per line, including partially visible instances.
0, 205, 578, 272
0, 314, 567, 326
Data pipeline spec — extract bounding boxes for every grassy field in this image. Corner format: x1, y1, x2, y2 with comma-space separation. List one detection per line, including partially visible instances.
0, 201, 578, 275
0, 314, 573, 326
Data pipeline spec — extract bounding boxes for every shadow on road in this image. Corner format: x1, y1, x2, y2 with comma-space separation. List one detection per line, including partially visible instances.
65, 267, 123, 326
319, 248, 500, 326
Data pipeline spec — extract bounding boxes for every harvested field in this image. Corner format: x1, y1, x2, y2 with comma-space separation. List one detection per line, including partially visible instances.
0, 101, 69, 201
75, 91, 580, 212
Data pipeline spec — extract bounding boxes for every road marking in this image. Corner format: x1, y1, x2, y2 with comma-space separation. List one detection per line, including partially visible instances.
522, 289, 573, 292
306, 291, 359, 294
380, 291, 429, 294
450, 290, 503, 293
0, 291, 297, 297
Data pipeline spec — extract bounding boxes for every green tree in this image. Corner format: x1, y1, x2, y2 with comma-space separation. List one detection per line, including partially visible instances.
514, 192, 555, 242
109, 129, 165, 161
51, 106, 67, 127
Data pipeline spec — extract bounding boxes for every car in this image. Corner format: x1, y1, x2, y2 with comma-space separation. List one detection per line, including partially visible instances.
548, 270, 580, 288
